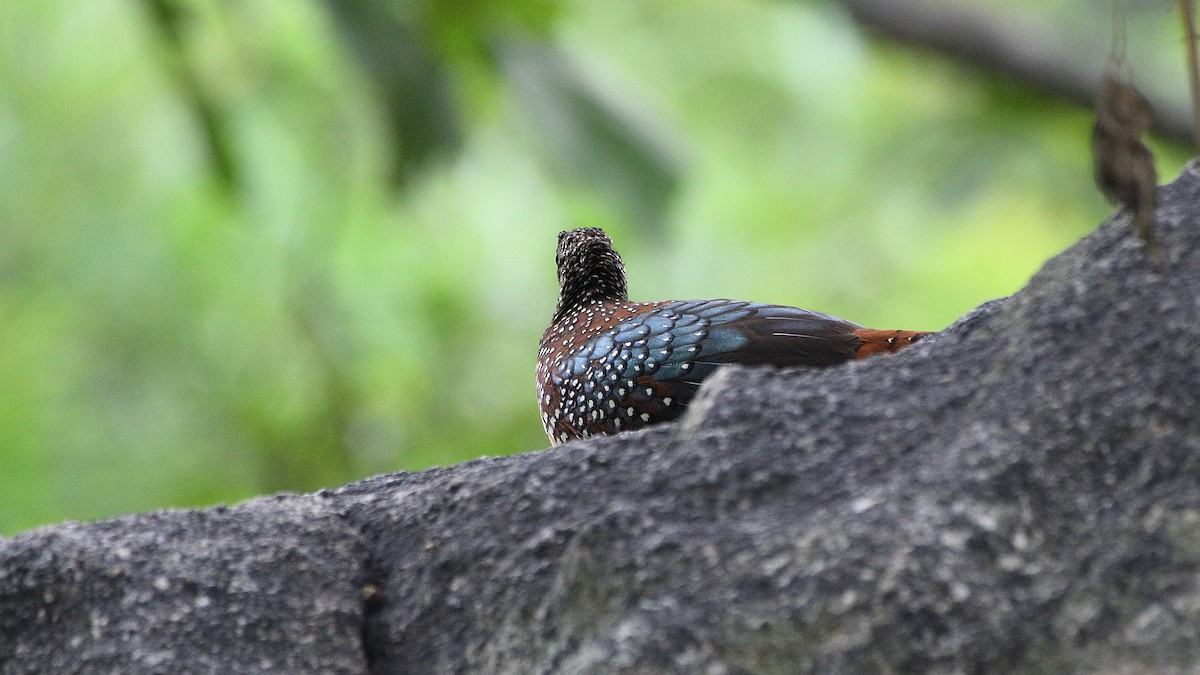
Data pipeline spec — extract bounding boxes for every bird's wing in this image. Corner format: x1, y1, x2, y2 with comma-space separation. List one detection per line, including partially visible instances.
553, 300, 863, 436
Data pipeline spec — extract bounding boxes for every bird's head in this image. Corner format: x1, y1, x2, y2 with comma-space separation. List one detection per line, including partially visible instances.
553, 227, 629, 320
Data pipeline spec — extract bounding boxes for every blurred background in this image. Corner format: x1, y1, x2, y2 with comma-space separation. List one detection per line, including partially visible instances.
0, 0, 1192, 535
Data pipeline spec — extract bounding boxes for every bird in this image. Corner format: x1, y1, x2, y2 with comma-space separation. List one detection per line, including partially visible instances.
536, 227, 931, 445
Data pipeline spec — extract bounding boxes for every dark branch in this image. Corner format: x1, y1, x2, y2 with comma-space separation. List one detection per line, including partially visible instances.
144, 0, 238, 190
836, 0, 1195, 145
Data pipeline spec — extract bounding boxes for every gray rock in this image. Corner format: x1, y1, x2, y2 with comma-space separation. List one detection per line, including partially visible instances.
4, 162, 1200, 673
0, 497, 369, 674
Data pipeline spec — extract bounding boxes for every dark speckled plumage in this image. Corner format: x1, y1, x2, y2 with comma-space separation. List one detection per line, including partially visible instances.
537, 228, 930, 445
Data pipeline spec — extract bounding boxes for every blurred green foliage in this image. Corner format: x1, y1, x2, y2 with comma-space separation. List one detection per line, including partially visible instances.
0, 0, 1190, 534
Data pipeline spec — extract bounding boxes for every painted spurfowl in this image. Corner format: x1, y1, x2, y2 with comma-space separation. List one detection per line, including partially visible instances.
537, 228, 930, 445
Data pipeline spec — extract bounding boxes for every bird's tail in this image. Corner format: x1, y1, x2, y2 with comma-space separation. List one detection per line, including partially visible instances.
852, 329, 931, 359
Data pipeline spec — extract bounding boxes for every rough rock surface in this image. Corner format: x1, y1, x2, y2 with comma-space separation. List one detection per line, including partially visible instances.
4, 163, 1200, 673
0, 496, 369, 673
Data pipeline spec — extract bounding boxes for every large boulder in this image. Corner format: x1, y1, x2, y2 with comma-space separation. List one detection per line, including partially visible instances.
3, 163, 1200, 673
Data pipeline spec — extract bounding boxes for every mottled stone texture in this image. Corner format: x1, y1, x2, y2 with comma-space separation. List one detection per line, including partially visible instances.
0, 497, 370, 673
4, 163, 1200, 674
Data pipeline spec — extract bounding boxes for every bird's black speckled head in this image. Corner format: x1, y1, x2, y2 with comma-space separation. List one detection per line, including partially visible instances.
553, 228, 629, 321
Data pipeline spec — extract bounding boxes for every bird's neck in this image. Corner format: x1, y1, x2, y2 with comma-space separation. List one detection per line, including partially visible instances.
554, 261, 628, 324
